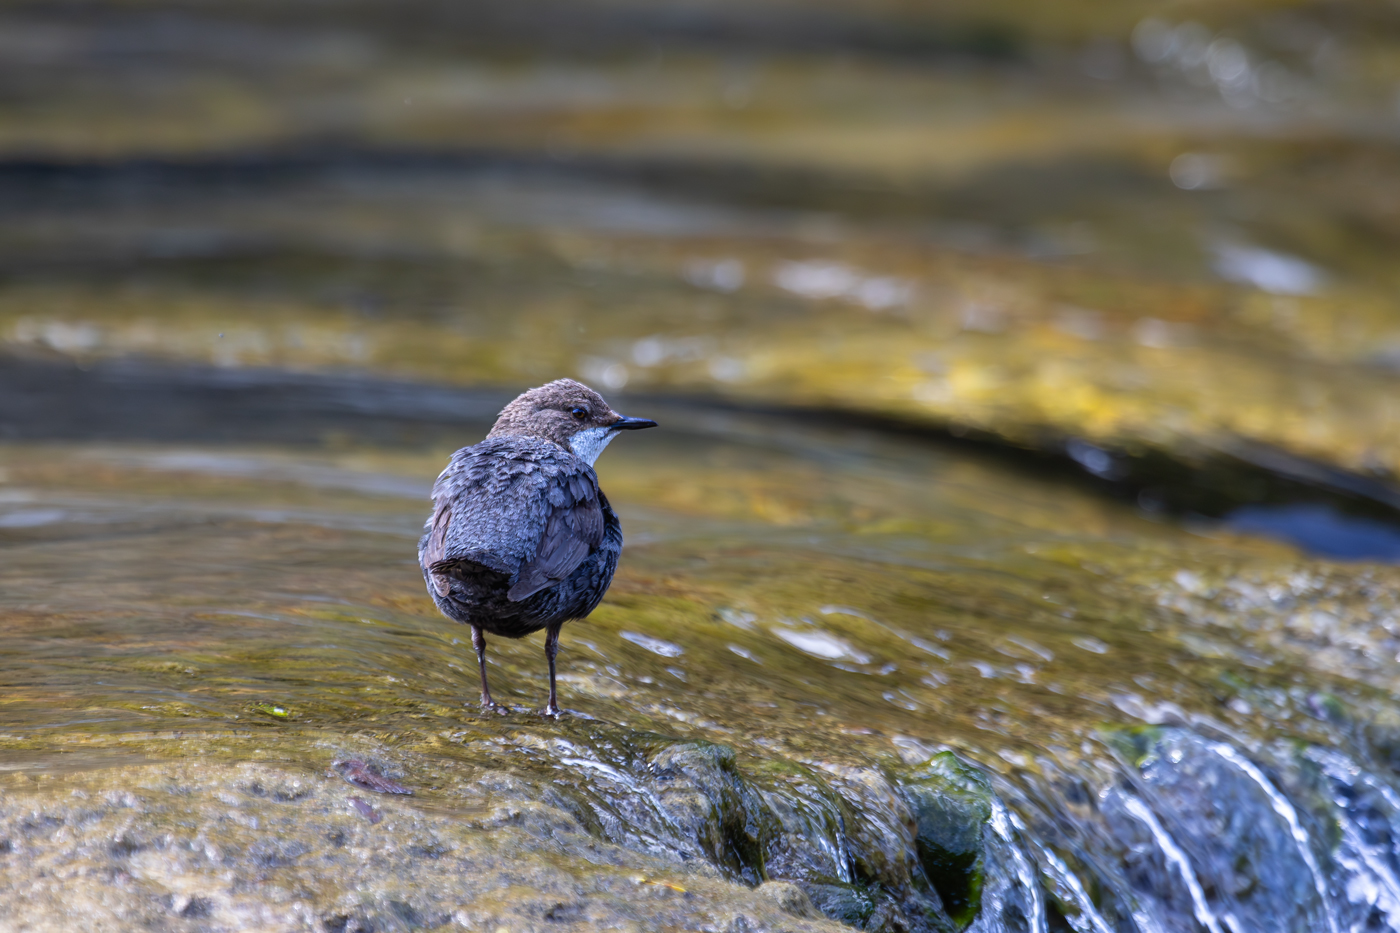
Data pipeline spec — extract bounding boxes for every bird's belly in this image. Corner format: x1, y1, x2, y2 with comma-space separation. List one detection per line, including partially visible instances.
423, 545, 619, 639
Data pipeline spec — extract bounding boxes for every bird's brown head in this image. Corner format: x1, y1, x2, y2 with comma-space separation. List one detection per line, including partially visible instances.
487, 378, 657, 464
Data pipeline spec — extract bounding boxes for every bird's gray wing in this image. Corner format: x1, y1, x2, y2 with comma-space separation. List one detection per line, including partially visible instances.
422, 439, 603, 602
506, 466, 604, 601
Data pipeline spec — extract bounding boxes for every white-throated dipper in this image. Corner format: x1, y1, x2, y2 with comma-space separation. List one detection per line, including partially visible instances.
419, 379, 656, 715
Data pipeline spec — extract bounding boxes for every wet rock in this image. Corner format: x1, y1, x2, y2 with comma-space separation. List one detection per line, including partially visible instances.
646, 740, 777, 886
747, 759, 854, 886
756, 880, 820, 919
819, 765, 955, 933
542, 899, 586, 921
798, 882, 878, 928
898, 752, 993, 930
1364, 719, 1400, 776
169, 894, 214, 918
322, 910, 376, 933
0, 760, 846, 933
109, 833, 146, 858
250, 838, 310, 869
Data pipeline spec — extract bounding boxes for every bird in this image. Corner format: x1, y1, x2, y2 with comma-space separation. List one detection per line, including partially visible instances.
419, 378, 656, 716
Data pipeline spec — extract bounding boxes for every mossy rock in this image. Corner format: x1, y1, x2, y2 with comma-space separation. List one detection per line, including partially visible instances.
647, 740, 778, 886
1099, 724, 1166, 769
798, 882, 880, 928
744, 757, 854, 886
898, 752, 994, 931
798, 882, 950, 933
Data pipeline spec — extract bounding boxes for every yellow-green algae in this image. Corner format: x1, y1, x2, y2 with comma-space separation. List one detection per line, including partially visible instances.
0, 758, 844, 932
5, 0, 1400, 927
2, 407, 1398, 928
2, 0, 1400, 486
6, 226, 1400, 483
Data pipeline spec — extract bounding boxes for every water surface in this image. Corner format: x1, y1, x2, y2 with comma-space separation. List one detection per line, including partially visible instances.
5, 1, 1400, 929
5, 382, 1400, 931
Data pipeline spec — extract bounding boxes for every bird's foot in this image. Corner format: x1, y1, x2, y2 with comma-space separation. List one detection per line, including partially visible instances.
539, 703, 563, 719
478, 699, 511, 715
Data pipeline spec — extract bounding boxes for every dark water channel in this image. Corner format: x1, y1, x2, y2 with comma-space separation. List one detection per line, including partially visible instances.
4, 362, 1400, 932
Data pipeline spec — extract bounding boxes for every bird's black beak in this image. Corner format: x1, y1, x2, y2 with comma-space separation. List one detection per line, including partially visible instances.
610, 415, 658, 431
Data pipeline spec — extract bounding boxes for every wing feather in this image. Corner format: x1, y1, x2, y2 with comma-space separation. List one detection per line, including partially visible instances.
422, 438, 604, 603
506, 476, 603, 600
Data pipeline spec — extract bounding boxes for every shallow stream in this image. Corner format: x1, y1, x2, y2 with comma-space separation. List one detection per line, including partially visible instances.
4, 370, 1400, 932
5, 1, 1400, 929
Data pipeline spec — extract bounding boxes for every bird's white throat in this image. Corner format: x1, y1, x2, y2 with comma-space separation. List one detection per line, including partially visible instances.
568, 426, 619, 466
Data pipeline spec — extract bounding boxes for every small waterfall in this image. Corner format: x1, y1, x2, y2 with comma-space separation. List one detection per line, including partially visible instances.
968, 799, 1049, 933
1026, 838, 1116, 933
982, 729, 1400, 933
1309, 748, 1400, 928
483, 723, 1400, 933
1115, 791, 1232, 933
1207, 742, 1340, 933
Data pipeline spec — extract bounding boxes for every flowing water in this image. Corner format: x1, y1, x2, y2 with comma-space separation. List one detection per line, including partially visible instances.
4, 1, 1400, 930
4, 368, 1400, 932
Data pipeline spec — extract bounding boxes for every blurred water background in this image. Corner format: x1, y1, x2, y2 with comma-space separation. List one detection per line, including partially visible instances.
6, 2, 1400, 932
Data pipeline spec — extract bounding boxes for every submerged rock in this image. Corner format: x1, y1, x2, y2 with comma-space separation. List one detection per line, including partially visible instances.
900, 753, 994, 930
0, 759, 850, 933
757, 880, 822, 920
646, 740, 776, 885
4, 392, 1400, 931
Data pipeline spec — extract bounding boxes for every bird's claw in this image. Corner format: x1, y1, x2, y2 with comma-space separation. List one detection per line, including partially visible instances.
540, 704, 563, 719
478, 700, 511, 715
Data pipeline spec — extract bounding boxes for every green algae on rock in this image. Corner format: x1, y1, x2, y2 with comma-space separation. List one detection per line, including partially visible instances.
0, 759, 848, 933
901, 753, 994, 930
4, 0, 1400, 492
6, 0, 1400, 927
4, 399, 1400, 929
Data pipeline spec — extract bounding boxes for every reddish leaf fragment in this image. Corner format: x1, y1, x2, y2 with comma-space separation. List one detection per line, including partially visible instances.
347, 796, 381, 824
332, 759, 413, 795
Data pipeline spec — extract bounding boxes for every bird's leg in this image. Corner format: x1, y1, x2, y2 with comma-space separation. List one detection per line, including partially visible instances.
543, 625, 562, 717
471, 626, 506, 713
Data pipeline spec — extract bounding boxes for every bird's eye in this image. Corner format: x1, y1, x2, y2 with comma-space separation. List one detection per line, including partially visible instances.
570, 407, 588, 420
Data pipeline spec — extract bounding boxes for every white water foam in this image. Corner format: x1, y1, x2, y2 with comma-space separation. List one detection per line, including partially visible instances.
1308, 749, 1400, 927
971, 800, 1048, 933
1119, 794, 1229, 933
1208, 742, 1339, 933
1334, 814, 1400, 927
1030, 840, 1116, 933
